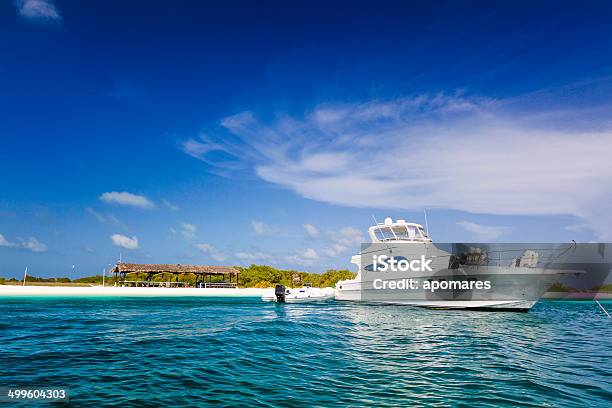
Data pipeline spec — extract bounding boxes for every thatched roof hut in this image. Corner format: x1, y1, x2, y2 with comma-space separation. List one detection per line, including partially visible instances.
110, 263, 237, 275
110, 263, 239, 287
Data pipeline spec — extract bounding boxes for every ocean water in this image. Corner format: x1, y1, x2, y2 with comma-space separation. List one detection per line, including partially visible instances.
1, 298, 610, 407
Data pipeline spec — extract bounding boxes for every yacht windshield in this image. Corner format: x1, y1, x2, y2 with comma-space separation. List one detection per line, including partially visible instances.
374, 225, 428, 241
392, 226, 410, 239
374, 224, 429, 241
374, 227, 395, 241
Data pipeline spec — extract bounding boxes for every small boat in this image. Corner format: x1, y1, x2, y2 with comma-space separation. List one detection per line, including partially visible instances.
262, 285, 335, 302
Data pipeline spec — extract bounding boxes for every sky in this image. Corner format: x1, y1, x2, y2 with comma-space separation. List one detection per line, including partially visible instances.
1, 0, 612, 278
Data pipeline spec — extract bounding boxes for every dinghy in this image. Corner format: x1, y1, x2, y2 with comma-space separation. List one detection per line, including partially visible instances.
262, 285, 335, 302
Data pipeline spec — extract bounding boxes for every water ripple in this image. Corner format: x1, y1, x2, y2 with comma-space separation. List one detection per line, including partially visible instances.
0, 298, 610, 406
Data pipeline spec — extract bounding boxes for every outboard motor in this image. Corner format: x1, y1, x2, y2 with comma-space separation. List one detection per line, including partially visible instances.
275, 284, 286, 302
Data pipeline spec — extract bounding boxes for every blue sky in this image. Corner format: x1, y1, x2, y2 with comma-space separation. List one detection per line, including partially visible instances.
2, 0, 612, 278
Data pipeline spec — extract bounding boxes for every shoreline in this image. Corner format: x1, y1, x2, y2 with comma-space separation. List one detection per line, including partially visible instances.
1, 285, 610, 300
0, 284, 273, 298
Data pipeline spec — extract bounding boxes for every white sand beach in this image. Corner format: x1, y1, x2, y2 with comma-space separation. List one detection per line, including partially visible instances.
0, 285, 273, 298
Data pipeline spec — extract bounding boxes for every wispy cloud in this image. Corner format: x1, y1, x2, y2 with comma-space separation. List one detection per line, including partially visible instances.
86, 207, 122, 226
21, 237, 47, 252
161, 199, 179, 211
0, 234, 15, 248
303, 223, 319, 238
565, 224, 588, 234
251, 220, 272, 235
180, 222, 197, 240
236, 251, 276, 263
324, 227, 363, 256
0, 233, 47, 252
284, 248, 319, 266
110, 234, 139, 249
15, 0, 61, 23
194, 243, 226, 261
456, 221, 511, 241
100, 191, 155, 209
182, 88, 612, 240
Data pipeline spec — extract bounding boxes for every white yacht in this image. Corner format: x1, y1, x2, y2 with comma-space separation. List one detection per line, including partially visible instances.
335, 218, 577, 311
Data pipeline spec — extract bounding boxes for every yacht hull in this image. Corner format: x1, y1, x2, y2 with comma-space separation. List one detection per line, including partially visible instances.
334, 293, 536, 311
335, 266, 561, 311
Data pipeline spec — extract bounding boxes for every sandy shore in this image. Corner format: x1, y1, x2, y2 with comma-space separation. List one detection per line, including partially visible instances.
0, 284, 273, 298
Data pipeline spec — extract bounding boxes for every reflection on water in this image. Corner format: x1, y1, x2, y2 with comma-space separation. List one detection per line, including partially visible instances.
0, 298, 610, 406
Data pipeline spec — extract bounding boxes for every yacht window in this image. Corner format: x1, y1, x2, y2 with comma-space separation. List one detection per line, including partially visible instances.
374, 228, 384, 240
418, 227, 428, 238
406, 225, 419, 238
375, 227, 395, 241
392, 226, 410, 239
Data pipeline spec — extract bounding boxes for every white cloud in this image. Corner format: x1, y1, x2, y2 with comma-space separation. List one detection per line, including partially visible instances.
15, 0, 61, 22
180, 222, 197, 240
111, 234, 139, 249
181, 136, 219, 159
324, 227, 364, 256
181, 134, 246, 175
251, 220, 271, 235
303, 223, 319, 238
0, 234, 16, 247
236, 251, 275, 262
21, 237, 47, 252
456, 221, 511, 241
0, 233, 47, 252
285, 248, 319, 266
301, 248, 319, 259
100, 191, 155, 209
182, 90, 612, 240
194, 243, 226, 261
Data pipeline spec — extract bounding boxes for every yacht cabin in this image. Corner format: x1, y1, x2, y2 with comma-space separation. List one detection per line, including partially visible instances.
368, 218, 432, 243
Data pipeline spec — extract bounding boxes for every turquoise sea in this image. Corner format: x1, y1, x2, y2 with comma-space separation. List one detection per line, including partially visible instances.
1, 298, 610, 406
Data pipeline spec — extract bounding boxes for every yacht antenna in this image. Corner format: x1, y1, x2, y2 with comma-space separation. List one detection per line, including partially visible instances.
423, 209, 430, 236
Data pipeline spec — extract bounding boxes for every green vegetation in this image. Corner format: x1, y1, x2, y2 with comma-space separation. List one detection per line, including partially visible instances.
592, 284, 612, 292
0, 266, 356, 288
0, 275, 100, 286
548, 282, 612, 293
25, 275, 72, 283
113, 266, 355, 288
237, 265, 355, 288
73, 275, 105, 284
548, 282, 573, 292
